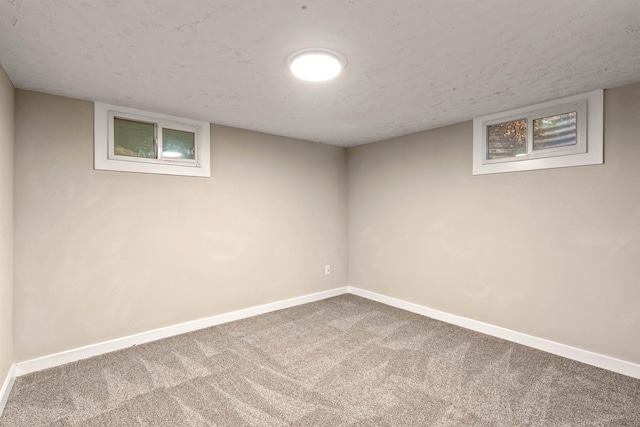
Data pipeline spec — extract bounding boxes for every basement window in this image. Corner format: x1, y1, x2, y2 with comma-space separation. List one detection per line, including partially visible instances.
473, 90, 603, 175
94, 102, 210, 177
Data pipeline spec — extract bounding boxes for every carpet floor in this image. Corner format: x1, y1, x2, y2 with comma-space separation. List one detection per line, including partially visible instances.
1, 294, 639, 426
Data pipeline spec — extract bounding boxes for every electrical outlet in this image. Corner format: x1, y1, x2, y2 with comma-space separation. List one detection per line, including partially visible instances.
324, 264, 331, 275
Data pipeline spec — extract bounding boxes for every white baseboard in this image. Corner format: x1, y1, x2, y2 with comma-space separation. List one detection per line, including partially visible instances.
10, 285, 640, 383
14, 287, 349, 377
0, 364, 16, 416
348, 286, 640, 379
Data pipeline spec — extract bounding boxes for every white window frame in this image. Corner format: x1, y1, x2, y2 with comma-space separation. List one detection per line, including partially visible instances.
95, 102, 210, 177
473, 90, 603, 175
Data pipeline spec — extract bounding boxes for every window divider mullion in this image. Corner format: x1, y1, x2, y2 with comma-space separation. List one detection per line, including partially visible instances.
156, 123, 162, 160
527, 116, 534, 156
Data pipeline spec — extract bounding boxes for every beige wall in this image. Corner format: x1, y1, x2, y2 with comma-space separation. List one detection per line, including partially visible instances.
0, 68, 14, 384
348, 82, 640, 364
14, 90, 348, 361
11, 82, 640, 366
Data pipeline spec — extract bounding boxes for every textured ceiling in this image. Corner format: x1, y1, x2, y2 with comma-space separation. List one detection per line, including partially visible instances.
1, 1, 639, 147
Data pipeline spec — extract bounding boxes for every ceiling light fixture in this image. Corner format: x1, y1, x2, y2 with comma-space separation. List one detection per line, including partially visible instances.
287, 48, 347, 82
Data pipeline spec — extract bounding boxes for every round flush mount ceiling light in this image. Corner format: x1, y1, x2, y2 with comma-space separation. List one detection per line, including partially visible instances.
287, 48, 347, 82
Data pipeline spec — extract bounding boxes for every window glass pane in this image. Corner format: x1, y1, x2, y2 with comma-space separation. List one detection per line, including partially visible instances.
487, 119, 527, 159
533, 112, 577, 150
162, 128, 195, 160
114, 118, 155, 158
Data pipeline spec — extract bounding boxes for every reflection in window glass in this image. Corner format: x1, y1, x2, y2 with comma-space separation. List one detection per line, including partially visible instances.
487, 119, 527, 159
162, 128, 195, 160
533, 112, 577, 150
114, 118, 155, 158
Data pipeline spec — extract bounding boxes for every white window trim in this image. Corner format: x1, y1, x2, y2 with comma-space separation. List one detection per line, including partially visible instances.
95, 102, 210, 177
473, 90, 603, 175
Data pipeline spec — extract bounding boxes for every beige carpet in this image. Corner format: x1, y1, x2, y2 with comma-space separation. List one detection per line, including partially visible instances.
1, 294, 639, 426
